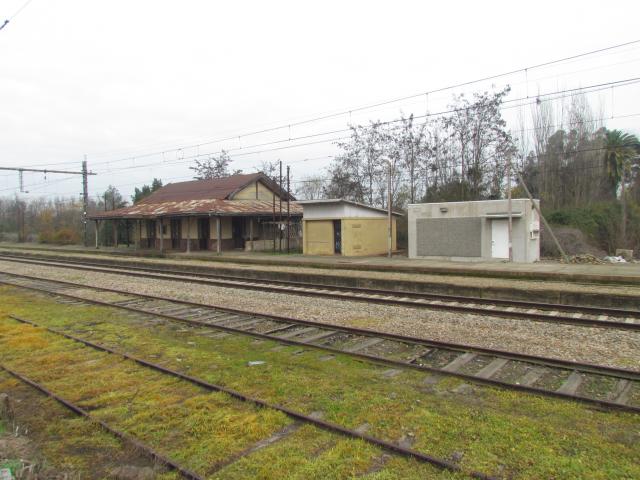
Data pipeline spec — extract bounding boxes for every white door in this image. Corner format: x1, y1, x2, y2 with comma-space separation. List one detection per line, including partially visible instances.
491, 220, 509, 258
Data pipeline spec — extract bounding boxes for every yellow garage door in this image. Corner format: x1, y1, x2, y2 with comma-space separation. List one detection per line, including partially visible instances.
304, 220, 334, 255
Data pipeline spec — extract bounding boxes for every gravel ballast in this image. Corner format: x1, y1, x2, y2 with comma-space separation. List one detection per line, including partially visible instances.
2, 247, 640, 298
1, 259, 638, 372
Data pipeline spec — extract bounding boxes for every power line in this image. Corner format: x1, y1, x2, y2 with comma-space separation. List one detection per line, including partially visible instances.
89, 78, 640, 176
17, 39, 640, 171
4, 106, 638, 199
0, 0, 34, 31
3, 83, 638, 198
8, 129, 638, 198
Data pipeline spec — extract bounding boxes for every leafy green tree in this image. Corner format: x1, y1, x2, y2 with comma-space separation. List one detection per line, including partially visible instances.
100, 185, 128, 246
132, 178, 163, 204
604, 129, 640, 244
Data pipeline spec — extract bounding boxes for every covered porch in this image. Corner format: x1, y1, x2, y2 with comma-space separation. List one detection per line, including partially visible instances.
93, 214, 301, 253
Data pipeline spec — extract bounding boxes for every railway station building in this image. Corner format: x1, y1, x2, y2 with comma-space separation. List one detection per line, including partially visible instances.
299, 199, 401, 256
407, 199, 540, 262
90, 173, 302, 253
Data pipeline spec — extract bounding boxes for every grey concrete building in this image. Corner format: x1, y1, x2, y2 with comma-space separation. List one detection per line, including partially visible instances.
408, 199, 540, 263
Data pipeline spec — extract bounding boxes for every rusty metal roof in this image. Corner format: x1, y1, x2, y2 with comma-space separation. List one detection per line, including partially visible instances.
90, 199, 303, 219
137, 172, 294, 204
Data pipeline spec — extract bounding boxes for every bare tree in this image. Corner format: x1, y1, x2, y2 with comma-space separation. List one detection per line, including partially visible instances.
295, 175, 325, 200
190, 150, 240, 179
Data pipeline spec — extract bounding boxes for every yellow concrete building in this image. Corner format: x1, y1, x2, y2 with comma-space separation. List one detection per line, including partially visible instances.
300, 199, 401, 256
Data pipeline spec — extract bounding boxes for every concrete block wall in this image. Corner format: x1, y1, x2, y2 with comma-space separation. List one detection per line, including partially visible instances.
408, 199, 540, 263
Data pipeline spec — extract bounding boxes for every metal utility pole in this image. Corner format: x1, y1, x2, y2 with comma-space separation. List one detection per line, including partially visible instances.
0, 164, 96, 245
279, 160, 283, 252
387, 161, 392, 258
506, 155, 513, 262
82, 157, 89, 246
272, 191, 276, 253
286, 165, 290, 254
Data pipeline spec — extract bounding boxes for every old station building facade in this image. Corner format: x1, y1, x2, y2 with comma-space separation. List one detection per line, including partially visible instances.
90, 173, 301, 253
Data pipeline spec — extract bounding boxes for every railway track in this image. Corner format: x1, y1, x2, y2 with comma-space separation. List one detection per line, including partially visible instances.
0, 252, 639, 330
0, 365, 202, 480
2, 305, 495, 479
1, 270, 638, 414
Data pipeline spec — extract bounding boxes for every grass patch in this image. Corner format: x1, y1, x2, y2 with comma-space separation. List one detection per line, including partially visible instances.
0, 285, 639, 478
0, 372, 175, 478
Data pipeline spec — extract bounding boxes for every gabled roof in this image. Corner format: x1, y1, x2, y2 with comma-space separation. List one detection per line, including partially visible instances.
137, 172, 294, 205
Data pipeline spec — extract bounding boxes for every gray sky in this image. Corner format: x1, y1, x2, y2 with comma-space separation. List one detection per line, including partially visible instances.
1, 0, 639, 202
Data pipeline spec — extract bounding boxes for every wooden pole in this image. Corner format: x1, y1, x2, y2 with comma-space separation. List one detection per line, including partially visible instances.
249, 218, 253, 251
186, 217, 191, 253
95, 221, 99, 249
216, 216, 222, 253
515, 170, 567, 261
159, 218, 164, 253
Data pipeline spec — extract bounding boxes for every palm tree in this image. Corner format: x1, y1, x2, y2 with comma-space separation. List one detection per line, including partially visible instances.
604, 130, 640, 245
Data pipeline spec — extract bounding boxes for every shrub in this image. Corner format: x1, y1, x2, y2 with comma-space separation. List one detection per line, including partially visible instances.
51, 228, 80, 245
545, 201, 638, 254
38, 229, 54, 244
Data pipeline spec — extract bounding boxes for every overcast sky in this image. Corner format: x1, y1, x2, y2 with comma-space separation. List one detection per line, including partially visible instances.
1, 0, 639, 201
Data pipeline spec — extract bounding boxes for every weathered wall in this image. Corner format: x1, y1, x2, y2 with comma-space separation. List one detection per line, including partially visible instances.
408, 199, 540, 262
234, 181, 280, 202
415, 217, 482, 257
246, 238, 300, 252
137, 216, 233, 242
342, 218, 396, 256
207, 217, 232, 240
179, 217, 199, 240
303, 220, 334, 255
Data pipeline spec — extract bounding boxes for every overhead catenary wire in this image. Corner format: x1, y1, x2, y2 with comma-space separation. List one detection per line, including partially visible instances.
3, 104, 639, 198
84, 62, 640, 168
8, 148, 633, 198
0, 0, 34, 31
11, 39, 640, 171
2, 77, 638, 198
86, 78, 640, 177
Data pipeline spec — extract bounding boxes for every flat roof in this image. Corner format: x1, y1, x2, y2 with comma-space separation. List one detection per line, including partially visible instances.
297, 198, 403, 216
408, 198, 538, 207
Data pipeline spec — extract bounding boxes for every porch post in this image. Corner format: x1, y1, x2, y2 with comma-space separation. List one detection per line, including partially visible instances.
137, 219, 141, 250
249, 218, 254, 251
216, 216, 222, 253
186, 217, 191, 253
95, 220, 99, 249
159, 217, 164, 253
113, 220, 119, 248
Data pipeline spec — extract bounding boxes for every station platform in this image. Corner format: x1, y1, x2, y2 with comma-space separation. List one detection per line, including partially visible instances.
1, 242, 639, 285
